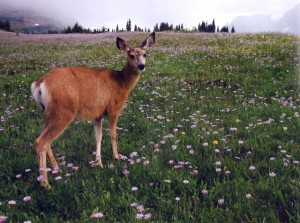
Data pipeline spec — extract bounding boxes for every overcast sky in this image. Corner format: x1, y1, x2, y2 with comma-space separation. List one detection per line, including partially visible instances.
1, 0, 299, 29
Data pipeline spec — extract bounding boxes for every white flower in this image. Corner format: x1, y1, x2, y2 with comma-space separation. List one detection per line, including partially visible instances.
215, 168, 222, 173
132, 186, 138, 191
16, 174, 22, 179
55, 176, 62, 181
215, 161, 222, 166
8, 200, 16, 205
249, 166, 256, 171
183, 180, 189, 184
269, 172, 276, 177
90, 212, 104, 219
246, 194, 252, 199
23, 196, 31, 202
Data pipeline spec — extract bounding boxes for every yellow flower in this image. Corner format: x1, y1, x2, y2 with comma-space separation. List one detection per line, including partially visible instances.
181, 131, 186, 135
213, 140, 218, 145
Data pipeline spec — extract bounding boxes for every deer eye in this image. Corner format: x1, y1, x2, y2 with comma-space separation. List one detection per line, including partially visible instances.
130, 55, 135, 59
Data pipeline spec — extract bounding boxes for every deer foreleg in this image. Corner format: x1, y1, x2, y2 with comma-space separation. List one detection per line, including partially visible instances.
93, 117, 103, 167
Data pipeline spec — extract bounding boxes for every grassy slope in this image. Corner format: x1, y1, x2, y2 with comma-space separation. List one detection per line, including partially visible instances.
0, 32, 299, 222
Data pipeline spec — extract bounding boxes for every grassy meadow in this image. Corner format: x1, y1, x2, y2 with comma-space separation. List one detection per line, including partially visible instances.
0, 31, 299, 222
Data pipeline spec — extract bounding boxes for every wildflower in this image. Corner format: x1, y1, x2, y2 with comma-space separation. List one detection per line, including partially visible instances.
215, 168, 222, 173
132, 186, 138, 191
190, 169, 199, 175
175, 197, 180, 201
23, 196, 31, 202
144, 213, 152, 220
215, 149, 220, 153
201, 189, 209, 195
24, 221, 32, 223
16, 174, 22, 179
25, 169, 31, 172
52, 168, 60, 174
183, 180, 189, 184
90, 212, 104, 219
225, 170, 231, 175
213, 140, 218, 145
122, 168, 130, 176
217, 199, 225, 205
270, 157, 276, 161
249, 166, 256, 171
130, 202, 138, 208
215, 161, 222, 166
238, 140, 244, 145
283, 127, 288, 132
72, 166, 79, 171
202, 142, 208, 147
8, 200, 16, 206
0, 216, 8, 222
136, 213, 144, 220
143, 160, 150, 165
163, 179, 171, 184
130, 151, 138, 158
269, 172, 276, 177
246, 194, 252, 199
55, 176, 62, 181
230, 127, 237, 132
136, 205, 144, 212
181, 131, 186, 135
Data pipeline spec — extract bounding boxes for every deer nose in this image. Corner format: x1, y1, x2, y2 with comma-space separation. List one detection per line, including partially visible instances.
138, 64, 145, 70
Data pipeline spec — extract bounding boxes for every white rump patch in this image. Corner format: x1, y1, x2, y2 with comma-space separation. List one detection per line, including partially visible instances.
31, 82, 51, 111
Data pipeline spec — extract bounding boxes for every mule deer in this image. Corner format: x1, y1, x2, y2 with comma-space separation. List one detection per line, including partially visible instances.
31, 32, 155, 188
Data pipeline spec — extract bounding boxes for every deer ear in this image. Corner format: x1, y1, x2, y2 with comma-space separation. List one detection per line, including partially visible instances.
140, 32, 155, 49
117, 37, 129, 52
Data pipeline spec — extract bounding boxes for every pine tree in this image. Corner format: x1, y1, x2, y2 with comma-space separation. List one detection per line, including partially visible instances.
231, 26, 235, 33
126, 19, 131, 31
116, 25, 119, 32
212, 19, 216, 33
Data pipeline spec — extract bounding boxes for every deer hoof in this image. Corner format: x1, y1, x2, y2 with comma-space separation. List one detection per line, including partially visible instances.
94, 160, 104, 168
40, 181, 52, 190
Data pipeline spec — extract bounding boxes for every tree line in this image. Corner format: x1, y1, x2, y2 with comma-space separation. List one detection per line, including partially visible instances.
56, 19, 235, 34
0, 19, 11, 32
1, 18, 235, 34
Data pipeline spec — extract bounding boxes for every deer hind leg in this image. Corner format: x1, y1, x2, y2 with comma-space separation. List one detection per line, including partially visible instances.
93, 117, 103, 167
35, 114, 75, 188
108, 115, 119, 160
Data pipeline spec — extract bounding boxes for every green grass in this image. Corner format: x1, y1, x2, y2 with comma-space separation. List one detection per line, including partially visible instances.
0, 31, 299, 222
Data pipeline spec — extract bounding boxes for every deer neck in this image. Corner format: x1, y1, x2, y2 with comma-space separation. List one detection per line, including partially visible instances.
120, 63, 141, 92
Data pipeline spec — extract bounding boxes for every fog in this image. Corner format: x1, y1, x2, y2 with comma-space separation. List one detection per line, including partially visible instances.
0, 0, 299, 30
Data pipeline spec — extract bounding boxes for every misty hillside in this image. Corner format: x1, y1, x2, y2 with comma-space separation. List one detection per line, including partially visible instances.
230, 4, 300, 34
0, 5, 61, 33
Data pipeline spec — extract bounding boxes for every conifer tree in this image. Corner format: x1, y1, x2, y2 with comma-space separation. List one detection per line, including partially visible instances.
231, 26, 235, 33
